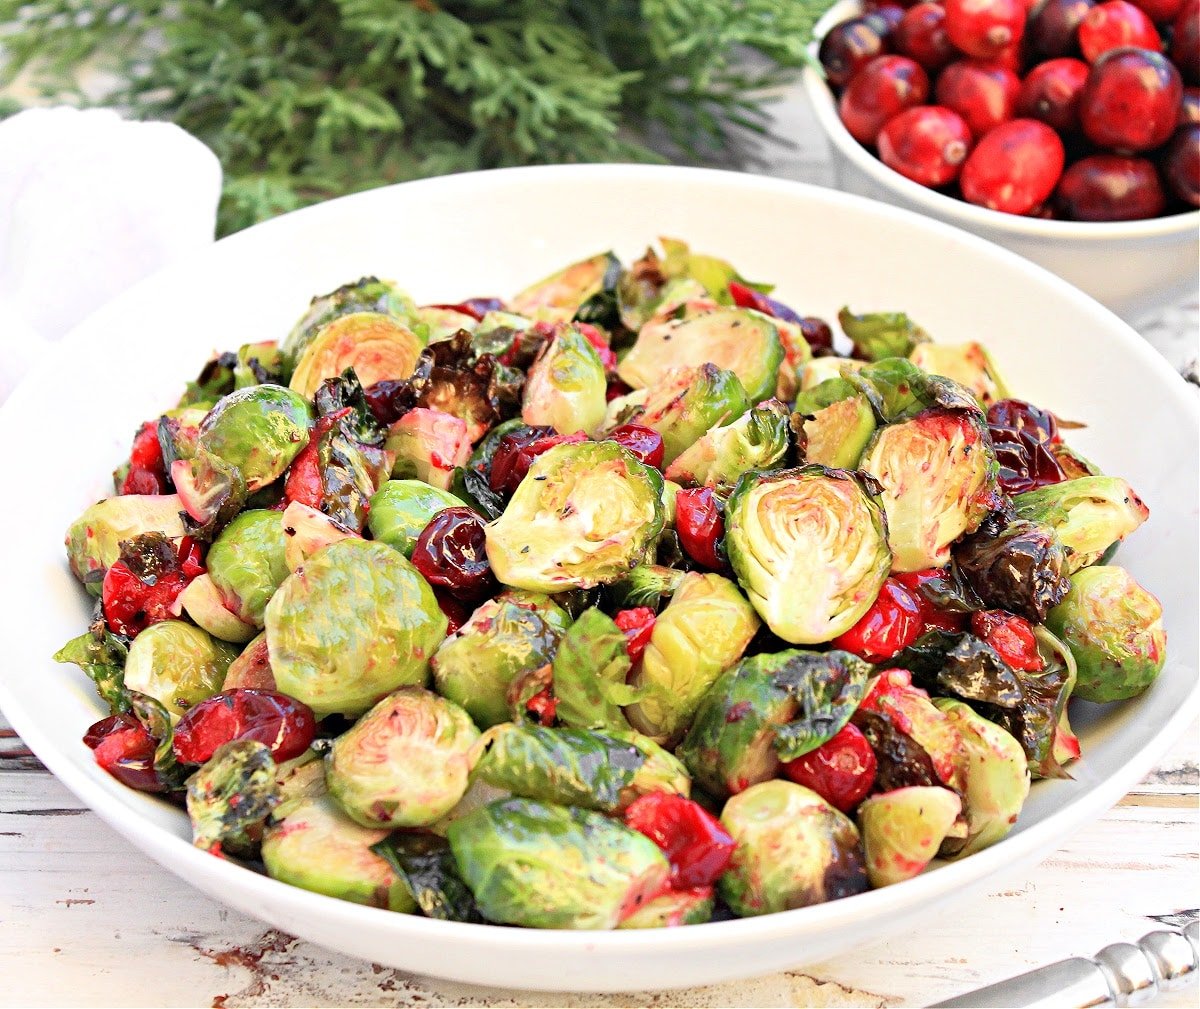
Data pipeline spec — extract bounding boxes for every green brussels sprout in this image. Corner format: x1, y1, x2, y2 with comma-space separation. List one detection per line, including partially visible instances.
206, 509, 290, 626
326, 687, 480, 828
432, 593, 568, 728
618, 307, 784, 403
262, 794, 416, 911
798, 356, 865, 392
849, 358, 979, 424
801, 395, 877, 470
771, 316, 815, 401
53, 626, 129, 715
635, 364, 751, 465
908, 342, 1010, 406
510, 251, 621, 322
289, 312, 424, 400
177, 573, 258, 643
384, 408, 472, 489
657, 236, 753, 299
414, 305, 478, 343
123, 621, 238, 720
724, 466, 891, 644
837, 307, 930, 361
279, 501, 358, 570
521, 323, 607, 435
233, 341, 288, 389
64, 494, 187, 592
618, 887, 714, 928
619, 274, 712, 334
485, 440, 665, 592
859, 409, 1000, 572
446, 797, 670, 929
664, 399, 792, 492
223, 631, 275, 691
1045, 566, 1166, 702
186, 739, 279, 857
264, 538, 447, 718
933, 699, 1030, 858
857, 786, 963, 888
367, 480, 468, 557
719, 780, 868, 916
625, 572, 760, 743
1013, 477, 1150, 573
196, 385, 312, 492
282, 276, 419, 365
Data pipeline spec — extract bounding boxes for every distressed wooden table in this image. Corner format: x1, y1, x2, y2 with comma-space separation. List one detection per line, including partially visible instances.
1, 85, 1197, 1009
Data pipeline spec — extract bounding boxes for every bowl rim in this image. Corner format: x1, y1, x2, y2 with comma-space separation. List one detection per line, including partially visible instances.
801, 0, 1200, 241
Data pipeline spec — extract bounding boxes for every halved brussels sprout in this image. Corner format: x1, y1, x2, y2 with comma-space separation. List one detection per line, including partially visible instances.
1045, 565, 1166, 702
909, 342, 1010, 406
1013, 477, 1149, 573
431, 593, 569, 728
484, 440, 665, 592
186, 739, 279, 857
857, 786, 962, 888
618, 887, 714, 928
838, 307, 930, 361
206, 509, 290, 626
367, 480, 468, 557
170, 450, 246, 539
177, 573, 258, 644
618, 308, 784, 403
801, 395, 876, 470
509, 251, 621, 322
849, 359, 979, 424
326, 687, 480, 828
234, 341, 288, 389
724, 466, 891, 644
799, 356, 865, 392
521, 323, 607, 435
664, 399, 791, 492
279, 501, 357, 570
635, 364, 751, 465
446, 797, 670, 929
222, 631, 275, 691
415, 305, 478, 343
282, 276, 418, 365
196, 385, 312, 492
289, 312, 424, 400
65, 495, 187, 592
384, 408, 471, 490
264, 538, 447, 718
620, 275, 713, 334
771, 316, 814, 401
625, 573, 760, 743
719, 780, 867, 916
123, 620, 238, 720
859, 409, 1000, 572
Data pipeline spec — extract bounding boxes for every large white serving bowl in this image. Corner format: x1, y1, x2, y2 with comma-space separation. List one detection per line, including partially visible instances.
801, 0, 1200, 324
0, 164, 1196, 993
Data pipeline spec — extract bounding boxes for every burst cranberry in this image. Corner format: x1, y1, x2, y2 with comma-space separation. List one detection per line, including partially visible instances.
832, 578, 924, 661
101, 539, 197, 638
411, 507, 492, 596
1018, 58, 1091, 130
986, 398, 1066, 492
782, 723, 878, 812
1080, 48, 1183, 151
1128, 0, 1183, 20
878, 106, 974, 185
489, 427, 589, 495
895, 3, 958, 71
839, 56, 931, 144
178, 537, 206, 579
1163, 124, 1200, 204
435, 591, 470, 635
525, 687, 558, 727
936, 60, 1022, 137
1173, 0, 1200, 84
615, 607, 657, 665
961, 118, 1065, 213
820, 16, 894, 89
283, 409, 349, 508
892, 569, 972, 633
1029, 0, 1096, 57
120, 422, 168, 495
624, 793, 736, 889
84, 714, 165, 793
674, 487, 725, 570
945, 0, 1029, 58
1078, 0, 1162, 61
1180, 87, 1200, 125
606, 424, 666, 470
971, 610, 1045, 670
1056, 154, 1168, 219
363, 379, 411, 426
173, 689, 317, 765
798, 317, 836, 353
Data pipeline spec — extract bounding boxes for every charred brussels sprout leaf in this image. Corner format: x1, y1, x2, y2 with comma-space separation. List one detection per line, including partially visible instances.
909, 342, 1010, 406
315, 421, 393, 532
179, 351, 238, 408
196, 385, 312, 492
665, 399, 792, 492
446, 798, 670, 929
853, 709, 940, 792
895, 630, 1024, 707
369, 832, 481, 922
392, 331, 509, 442
1013, 477, 1149, 573
847, 358, 979, 424
65, 495, 187, 592
127, 689, 190, 791
186, 739, 279, 858
602, 565, 686, 613
234, 341, 288, 389
551, 607, 640, 732
206, 509, 290, 626
633, 364, 751, 465
313, 369, 386, 446
171, 449, 248, 543
521, 323, 607, 436
771, 650, 873, 762
54, 623, 130, 714
123, 622, 237, 720
838, 307, 930, 361
282, 276, 418, 366
858, 786, 962, 887
290, 312, 424, 400
955, 518, 1070, 623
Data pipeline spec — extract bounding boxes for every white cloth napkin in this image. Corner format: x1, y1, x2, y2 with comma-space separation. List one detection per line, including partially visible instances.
0, 107, 222, 402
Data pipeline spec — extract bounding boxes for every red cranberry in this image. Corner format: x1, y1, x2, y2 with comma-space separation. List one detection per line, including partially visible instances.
83, 714, 165, 793
895, 3, 958, 71
961, 118, 1066, 213
936, 60, 1022, 137
945, 0, 1029, 58
173, 689, 317, 765
1029, 0, 1096, 57
1080, 47, 1183, 151
1127, 0, 1184, 21
624, 793, 736, 889
1163, 123, 1200, 204
831, 577, 924, 661
986, 398, 1067, 493
839, 55, 931, 144
674, 487, 726, 570
1180, 86, 1200, 124
1172, 0, 1200, 84
434, 591, 470, 635
781, 723, 878, 813
411, 507, 493, 596
489, 427, 588, 495
1055, 153, 1167, 218
120, 422, 168, 495
799, 317, 836, 353
820, 17, 893, 89
101, 537, 199, 638
426, 298, 504, 322
878, 106, 974, 185
606, 424, 666, 470
1018, 57, 1091, 130
524, 688, 558, 727
614, 607, 657, 665
891, 569, 972, 633
971, 610, 1045, 670
1079, 0, 1162, 60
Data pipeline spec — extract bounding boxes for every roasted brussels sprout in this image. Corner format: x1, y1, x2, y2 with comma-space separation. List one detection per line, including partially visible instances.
414, 305, 478, 343
369, 831, 481, 921
446, 797, 670, 929
909, 342, 1010, 406
603, 564, 686, 612
177, 573, 259, 644
724, 466, 891, 644
289, 312, 424, 399
64, 495, 187, 591
1013, 477, 1149, 573
122, 621, 238, 719
509, 251, 621, 322
367, 480, 468, 557
282, 276, 418, 365
326, 687, 480, 828
719, 780, 868, 915
233, 341, 288, 389
634, 365, 751, 465
385, 408, 472, 490
859, 409, 1001, 572
849, 358, 979, 424
955, 518, 1071, 623
186, 739, 279, 857
664, 399, 791, 492
520, 323, 607, 435
222, 631, 275, 691
548, 606, 639, 732
195, 385, 312, 492
618, 887, 715, 928
857, 786, 962, 887
799, 356, 865, 392
205, 509, 290, 626
800, 395, 877, 470
279, 501, 357, 570
264, 539, 447, 718
838, 307, 930, 361
1045, 566, 1166, 702
625, 573, 760, 742
484, 440, 665, 592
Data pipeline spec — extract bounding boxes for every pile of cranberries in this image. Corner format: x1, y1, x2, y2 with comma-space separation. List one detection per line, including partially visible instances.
820, 0, 1200, 220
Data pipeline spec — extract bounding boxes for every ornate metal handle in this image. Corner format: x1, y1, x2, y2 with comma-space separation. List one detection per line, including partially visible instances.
930, 920, 1199, 1008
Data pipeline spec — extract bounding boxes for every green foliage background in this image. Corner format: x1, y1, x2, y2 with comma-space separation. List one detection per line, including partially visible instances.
1, 0, 830, 234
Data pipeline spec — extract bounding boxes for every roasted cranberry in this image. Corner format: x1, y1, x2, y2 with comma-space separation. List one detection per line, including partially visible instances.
178, 537, 206, 579
615, 607, 657, 664
820, 16, 894, 89
173, 689, 317, 765
1017, 57, 1091, 130
937, 60, 1023, 136
1079, 0, 1162, 60
1080, 47, 1183, 151
435, 591, 471, 635
986, 398, 1067, 493
799, 317, 836, 353
1180, 86, 1200, 124
782, 723, 878, 812
1055, 153, 1168, 218
832, 578, 924, 661
946, 0, 1029, 58
674, 487, 725, 570
892, 569, 972, 633
1163, 123, 1200, 204
84, 714, 164, 793
489, 427, 588, 495
971, 610, 1045, 670
895, 3, 958, 71
120, 421, 168, 495
524, 687, 558, 727
1128, 0, 1184, 21
283, 409, 349, 508
363, 380, 411, 426
1029, 0, 1096, 57
878, 105, 974, 185
606, 424, 666, 470
727, 280, 806, 326
1172, 0, 1200, 83
961, 118, 1065, 213
411, 507, 493, 596
624, 793, 736, 889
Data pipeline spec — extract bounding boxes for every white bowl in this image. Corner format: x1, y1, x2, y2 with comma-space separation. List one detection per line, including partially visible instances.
0, 164, 1196, 993
801, 0, 1200, 323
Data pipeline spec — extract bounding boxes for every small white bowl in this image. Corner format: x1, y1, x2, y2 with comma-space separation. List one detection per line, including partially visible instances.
801, 0, 1200, 323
